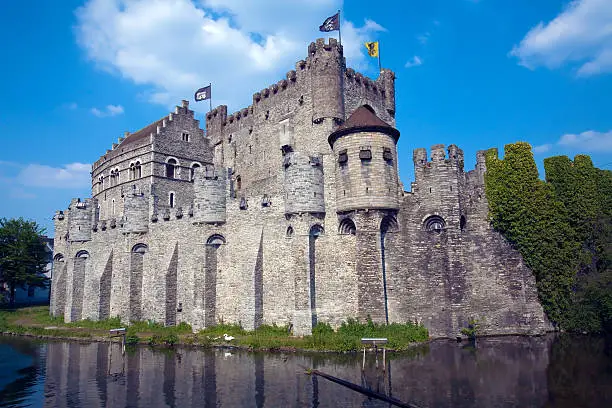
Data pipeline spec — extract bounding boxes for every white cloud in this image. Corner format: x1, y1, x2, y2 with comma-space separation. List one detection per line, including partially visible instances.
75, 0, 386, 111
558, 130, 612, 151
17, 163, 91, 189
533, 130, 612, 154
533, 144, 552, 154
510, 0, 612, 76
405, 56, 423, 68
91, 104, 124, 117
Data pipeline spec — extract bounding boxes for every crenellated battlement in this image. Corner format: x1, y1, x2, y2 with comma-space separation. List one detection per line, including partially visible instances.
412, 144, 465, 170
307, 37, 342, 57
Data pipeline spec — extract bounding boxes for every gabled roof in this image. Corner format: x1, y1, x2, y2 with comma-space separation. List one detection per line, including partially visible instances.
105, 119, 163, 159
328, 105, 400, 146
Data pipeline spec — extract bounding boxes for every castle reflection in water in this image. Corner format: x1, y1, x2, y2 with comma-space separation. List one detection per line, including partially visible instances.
38, 336, 564, 408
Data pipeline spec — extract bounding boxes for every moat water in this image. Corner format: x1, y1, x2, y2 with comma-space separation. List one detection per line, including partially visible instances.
0, 334, 610, 407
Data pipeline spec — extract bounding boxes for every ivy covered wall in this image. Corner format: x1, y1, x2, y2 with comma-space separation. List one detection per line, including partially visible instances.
485, 143, 611, 333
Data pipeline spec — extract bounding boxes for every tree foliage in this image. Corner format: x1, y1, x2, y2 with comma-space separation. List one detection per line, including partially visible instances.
484, 143, 612, 333
0, 218, 49, 305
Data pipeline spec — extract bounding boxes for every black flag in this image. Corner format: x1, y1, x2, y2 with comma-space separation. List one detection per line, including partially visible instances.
194, 85, 211, 102
319, 13, 340, 32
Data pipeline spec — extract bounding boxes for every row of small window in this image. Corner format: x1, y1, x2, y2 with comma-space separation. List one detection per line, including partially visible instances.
98, 159, 203, 191
97, 162, 142, 191
338, 147, 394, 165
165, 158, 202, 181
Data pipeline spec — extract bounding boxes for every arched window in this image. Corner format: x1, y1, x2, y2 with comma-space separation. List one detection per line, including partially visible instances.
310, 224, 324, 238
381, 215, 399, 233
129, 163, 135, 180
111, 199, 116, 215
424, 215, 446, 233
135, 161, 142, 178
338, 218, 356, 235
236, 175, 242, 191
98, 175, 104, 193
190, 162, 201, 181
115, 168, 120, 184
166, 158, 178, 179
169, 192, 175, 208
206, 234, 226, 247
54, 253, 65, 263
132, 243, 148, 254
286, 226, 294, 237
460, 215, 466, 231
75, 250, 89, 259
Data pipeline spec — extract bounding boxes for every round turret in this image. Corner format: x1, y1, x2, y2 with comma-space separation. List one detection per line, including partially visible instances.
283, 151, 325, 215
328, 105, 400, 212
193, 166, 226, 223
122, 191, 149, 233
309, 38, 345, 122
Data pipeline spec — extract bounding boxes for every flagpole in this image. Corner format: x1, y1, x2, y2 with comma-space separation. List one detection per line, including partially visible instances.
338, 9, 342, 46
209, 82, 212, 112
378, 44, 382, 73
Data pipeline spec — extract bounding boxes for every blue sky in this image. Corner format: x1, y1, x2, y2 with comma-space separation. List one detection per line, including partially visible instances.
1, 0, 611, 234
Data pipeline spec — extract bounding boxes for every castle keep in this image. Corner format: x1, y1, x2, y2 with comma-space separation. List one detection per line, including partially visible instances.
51, 38, 549, 337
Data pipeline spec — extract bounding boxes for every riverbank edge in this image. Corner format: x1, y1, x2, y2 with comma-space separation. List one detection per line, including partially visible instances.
0, 329, 431, 354
0, 329, 555, 354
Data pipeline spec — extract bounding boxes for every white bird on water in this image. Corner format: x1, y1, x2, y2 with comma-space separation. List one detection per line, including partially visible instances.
223, 333, 235, 341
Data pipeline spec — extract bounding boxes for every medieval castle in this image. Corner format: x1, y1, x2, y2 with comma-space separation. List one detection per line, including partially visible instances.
50, 38, 550, 338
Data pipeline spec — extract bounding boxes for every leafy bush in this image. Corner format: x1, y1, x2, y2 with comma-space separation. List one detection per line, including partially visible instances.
485, 145, 612, 332
125, 334, 140, 345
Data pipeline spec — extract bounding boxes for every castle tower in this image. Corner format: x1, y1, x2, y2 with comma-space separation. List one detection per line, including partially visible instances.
328, 105, 401, 212
328, 105, 401, 324
380, 69, 396, 117
283, 152, 325, 215
122, 188, 149, 233
193, 165, 227, 223
308, 38, 345, 123
67, 198, 95, 242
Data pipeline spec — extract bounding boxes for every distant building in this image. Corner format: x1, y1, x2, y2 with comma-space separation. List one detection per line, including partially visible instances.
50, 38, 550, 337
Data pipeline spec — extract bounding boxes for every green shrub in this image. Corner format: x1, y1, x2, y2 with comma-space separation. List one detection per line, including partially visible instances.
125, 334, 139, 345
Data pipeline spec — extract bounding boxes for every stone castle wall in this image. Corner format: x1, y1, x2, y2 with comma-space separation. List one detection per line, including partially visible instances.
50, 38, 550, 338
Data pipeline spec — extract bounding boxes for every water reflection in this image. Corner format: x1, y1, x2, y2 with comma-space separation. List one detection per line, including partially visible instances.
0, 334, 610, 407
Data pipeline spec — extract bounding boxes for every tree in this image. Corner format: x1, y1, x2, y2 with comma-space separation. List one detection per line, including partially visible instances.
0, 218, 49, 306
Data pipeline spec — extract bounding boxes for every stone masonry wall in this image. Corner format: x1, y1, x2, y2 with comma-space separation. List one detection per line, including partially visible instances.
50, 37, 550, 339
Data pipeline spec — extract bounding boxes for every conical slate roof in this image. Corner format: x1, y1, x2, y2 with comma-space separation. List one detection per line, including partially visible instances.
328, 105, 400, 146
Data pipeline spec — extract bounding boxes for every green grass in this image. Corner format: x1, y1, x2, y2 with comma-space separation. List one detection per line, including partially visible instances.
197, 318, 428, 352
1, 307, 429, 352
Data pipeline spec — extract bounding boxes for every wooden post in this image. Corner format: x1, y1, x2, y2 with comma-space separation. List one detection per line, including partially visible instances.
362, 346, 366, 371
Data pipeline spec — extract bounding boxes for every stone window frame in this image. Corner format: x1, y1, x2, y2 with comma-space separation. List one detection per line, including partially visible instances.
169, 191, 176, 208
383, 147, 393, 163
338, 217, 356, 235
338, 149, 348, 165
75, 250, 90, 259
165, 157, 181, 179
423, 214, 446, 233
181, 131, 190, 142
359, 146, 372, 161
132, 243, 148, 254
190, 162, 202, 182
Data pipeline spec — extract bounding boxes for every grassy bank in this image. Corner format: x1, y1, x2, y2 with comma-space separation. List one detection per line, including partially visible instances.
0, 306, 429, 352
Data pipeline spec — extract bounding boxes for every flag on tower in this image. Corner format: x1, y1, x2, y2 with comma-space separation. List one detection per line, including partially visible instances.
194, 85, 211, 102
364, 41, 379, 57
319, 12, 340, 32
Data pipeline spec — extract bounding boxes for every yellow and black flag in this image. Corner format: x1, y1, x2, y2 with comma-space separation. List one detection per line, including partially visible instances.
364, 41, 379, 57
